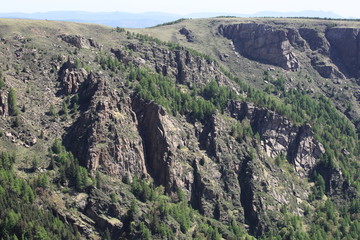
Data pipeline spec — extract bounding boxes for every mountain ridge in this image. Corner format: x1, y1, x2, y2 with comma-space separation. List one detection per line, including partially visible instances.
0, 10, 348, 28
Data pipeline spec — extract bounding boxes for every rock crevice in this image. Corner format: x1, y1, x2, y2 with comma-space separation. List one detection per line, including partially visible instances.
132, 98, 172, 188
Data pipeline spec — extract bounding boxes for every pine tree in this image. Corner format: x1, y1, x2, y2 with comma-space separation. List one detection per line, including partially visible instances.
0, 77, 4, 89
8, 87, 19, 116
62, 101, 69, 118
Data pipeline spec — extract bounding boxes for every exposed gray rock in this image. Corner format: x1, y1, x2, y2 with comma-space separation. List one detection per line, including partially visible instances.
299, 28, 329, 54
326, 28, 360, 78
179, 27, 195, 42
132, 97, 196, 194
292, 124, 325, 176
57, 58, 88, 94
64, 73, 147, 179
59, 68, 88, 95
60, 34, 102, 49
227, 101, 325, 177
219, 23, 300, 71
311, 57, 345, 79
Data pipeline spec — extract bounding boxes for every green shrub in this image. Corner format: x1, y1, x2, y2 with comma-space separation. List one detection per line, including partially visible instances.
139, 222, 151, 240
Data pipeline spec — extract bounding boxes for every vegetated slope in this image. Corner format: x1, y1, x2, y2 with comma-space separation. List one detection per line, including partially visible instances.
0, 18, 359, 240
135, 17, 360, 122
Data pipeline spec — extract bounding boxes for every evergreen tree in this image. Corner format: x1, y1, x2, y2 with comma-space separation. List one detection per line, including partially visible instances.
0, 76, 4, 89
8, 87, 19, 116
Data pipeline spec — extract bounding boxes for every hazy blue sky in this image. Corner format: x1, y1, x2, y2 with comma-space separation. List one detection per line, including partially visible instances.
1, 0, 359, 18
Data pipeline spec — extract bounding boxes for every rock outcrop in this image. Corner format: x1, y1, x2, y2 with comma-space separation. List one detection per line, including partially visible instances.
179, 27, 195, 42
198, 112, 315, 236
219, 23, 301, 71
112, 44, 234, 89
132, 97, 200, 198
84, 190, 123, 237
64, 72, 147, 179
58, 59, 88, 94
60, 35, 352, 238
60, 49, 337, 237
132, 99, 173, 188
227, 101, 325, 177
60, 34, 102, 49
219, 23, 360, 80
311, 57, 345, 79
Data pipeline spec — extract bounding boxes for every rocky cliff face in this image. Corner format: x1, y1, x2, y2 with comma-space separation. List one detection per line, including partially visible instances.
64, 72, 147, 179
298, 28, 329, 54
61, 69, 326, 236
132, 98, 184, 190
219, 23, 301, 71
191, 108, 323, 236
219, 23, 360, 80
326, 28, 360, 78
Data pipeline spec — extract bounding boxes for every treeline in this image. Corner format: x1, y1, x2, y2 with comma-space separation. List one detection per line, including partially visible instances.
0, 152, 80, 240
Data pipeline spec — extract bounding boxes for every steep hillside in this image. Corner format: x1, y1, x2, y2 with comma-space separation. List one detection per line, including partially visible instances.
0, 18, 359, 240
135, 18, 360, 122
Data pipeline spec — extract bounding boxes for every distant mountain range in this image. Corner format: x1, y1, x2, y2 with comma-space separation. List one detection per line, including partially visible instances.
0, 10, 347, 28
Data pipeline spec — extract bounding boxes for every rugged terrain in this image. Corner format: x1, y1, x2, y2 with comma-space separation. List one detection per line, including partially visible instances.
0, 17, 359, 239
